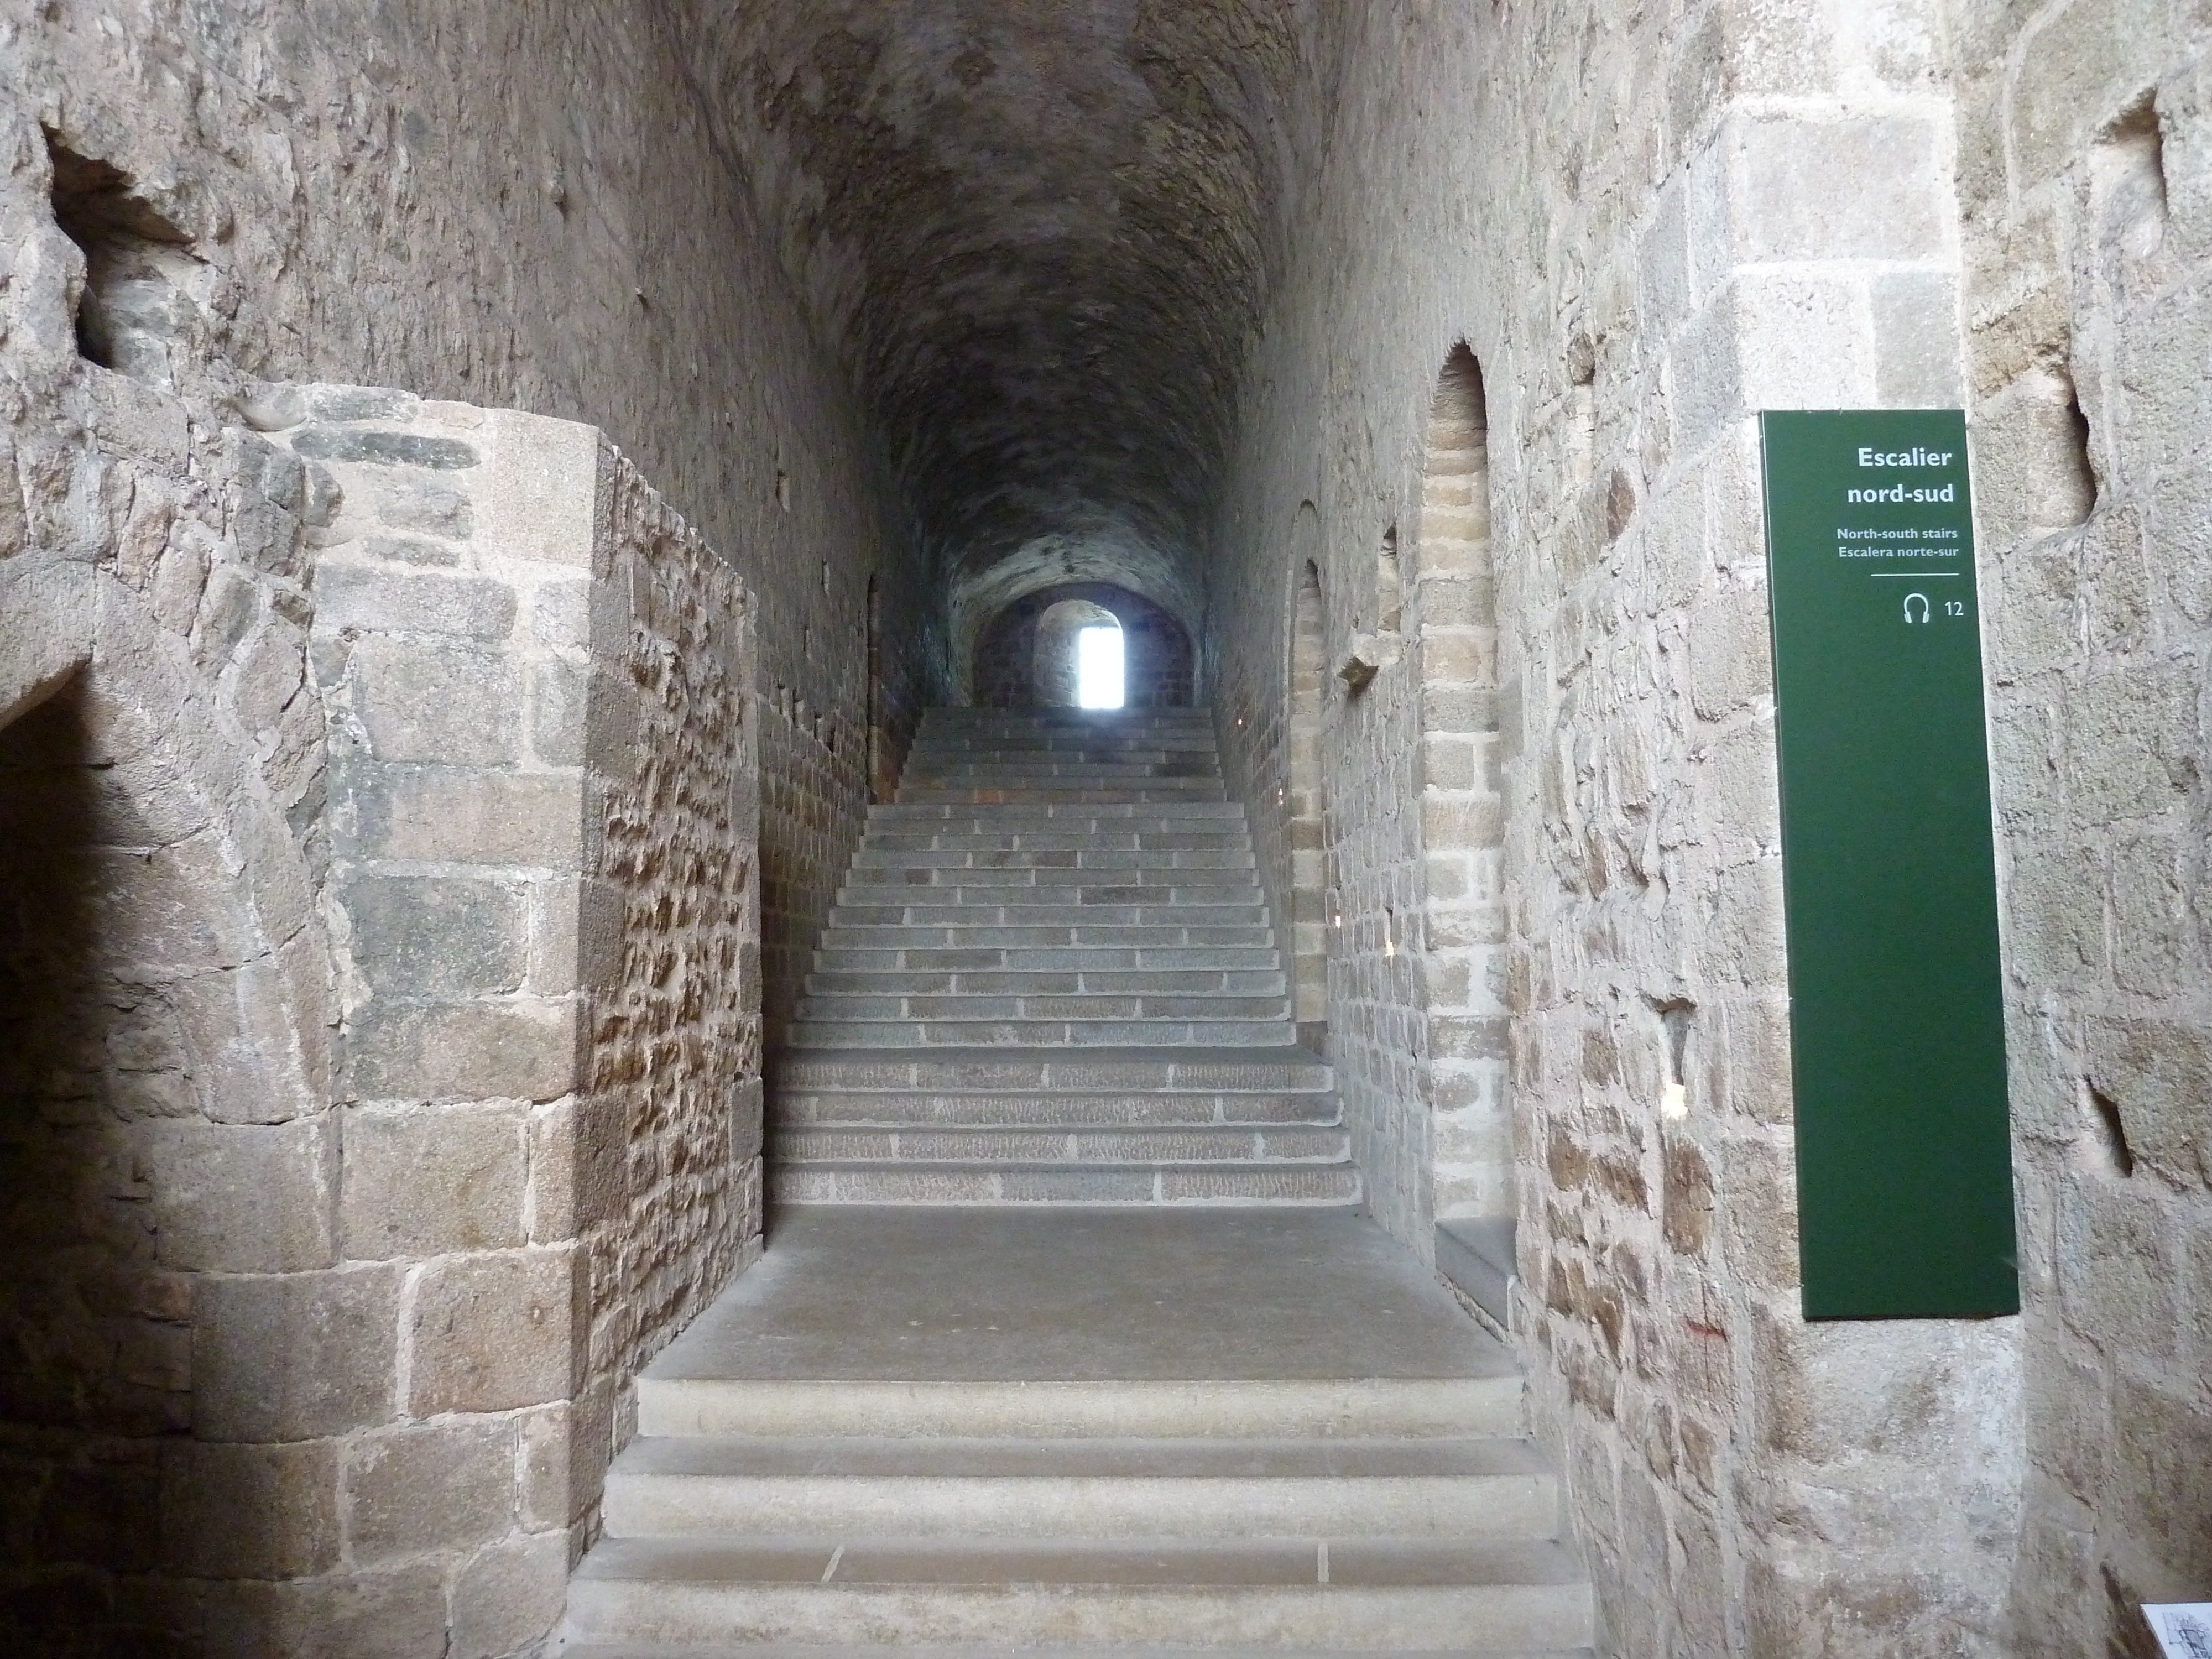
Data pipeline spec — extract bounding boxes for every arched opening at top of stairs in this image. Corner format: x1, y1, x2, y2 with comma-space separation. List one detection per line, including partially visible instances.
970, 582, 1194, 709
1032, 598, 1124, 708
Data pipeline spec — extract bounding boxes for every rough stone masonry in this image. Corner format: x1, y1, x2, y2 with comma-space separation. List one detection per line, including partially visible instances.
1, 0, 2208, 1656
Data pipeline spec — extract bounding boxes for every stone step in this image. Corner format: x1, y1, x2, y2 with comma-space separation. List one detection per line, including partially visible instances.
834, 888, 1264, 910
914, 732, 1215, 747
645, 1385, 1512, 1447
871, 803, 1246, 823
899, 771, 1226, 786
770, 1160, 1361, 1204
818, 925, 1275, 950
804, 969, 1287, 996
776, 1091, 1339, 1128
864, 821, 1249, 838
813, 946, 1283, 973
832, 902, 1274, 929
905, 752, 1220, 769
902, 772, 1223, 789
917, 717, 1209, 728
898, 758, 1223, 771
839, 868, 1262, 891
898, 789, 1230, 805
636, 1375, 1521, 1443
601, 1437, 1557, 1542
793, 994, 1293, 1023
922, 712, 1215, 727
862, 831, 1252, 851
785, 1019, 1302, 1050
565, 1644, 1599, 1659
565, 1536, 1592, 1650
775, 1125, 1350, 1166
853, 847, 1256, 869
919, 730, 1217, 746
825, 907, 1269, 931
832, 911, 1274, 938
775, 1051, 1335, 1092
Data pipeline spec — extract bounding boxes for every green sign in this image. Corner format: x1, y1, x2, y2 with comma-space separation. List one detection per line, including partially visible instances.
1760, 410, 2018, 1320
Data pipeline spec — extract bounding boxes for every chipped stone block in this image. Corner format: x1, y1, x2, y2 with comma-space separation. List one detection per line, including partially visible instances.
160, 1439, 340, 1578
406, 1249, 580, 1415
191, 1264, 400, 1441
343, 998, 582, 1104
337, 762, 588, 869
347, 637, 524, 765
343, 1420, 517, 1562
292, 426, 476, 471
341, 1104, 528, 1257
312, 561, 516, 640
1727, 112, 1948, 265
148, 1117, 335, 1274
204, 1562, 450, 1659
450, 1530, 571, 1659
341, 874, 529, 1000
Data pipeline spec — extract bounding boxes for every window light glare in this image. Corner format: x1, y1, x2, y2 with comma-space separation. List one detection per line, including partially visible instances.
1076, 626, 1125, 709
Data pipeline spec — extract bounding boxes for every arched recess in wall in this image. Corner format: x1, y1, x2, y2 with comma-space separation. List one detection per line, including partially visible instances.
1286, 507, 1329, 1043
1414, 345, 1509, 1232
0, 625, 330, 1636
969, 583, 1193, 709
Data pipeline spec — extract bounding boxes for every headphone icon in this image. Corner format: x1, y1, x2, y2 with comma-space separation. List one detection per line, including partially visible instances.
1903, 593, 1930, 624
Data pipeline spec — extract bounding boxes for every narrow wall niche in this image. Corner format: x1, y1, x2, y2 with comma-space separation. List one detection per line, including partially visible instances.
1287, 526, 1329, 1041
1566, 329, 1597, 489
1414, 343, 1510, 1239
2091, 93, 2169, 263
866, 576, 890, 801
2082, 1079, 2136, 1178
1376, 524, 1403, 635
46, 137, 205, 390
1652, 997, 1695, 1120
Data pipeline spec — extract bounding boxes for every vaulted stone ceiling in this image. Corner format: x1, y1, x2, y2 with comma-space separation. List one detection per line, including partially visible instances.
680, 2, 1339, 643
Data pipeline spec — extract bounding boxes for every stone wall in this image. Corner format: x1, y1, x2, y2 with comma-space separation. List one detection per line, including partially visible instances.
287, 390, 763, 1652
0, 178, 766, 1651
1953, 0, 2212, 1646
0, 374, 763, 1652
0, 368, 345, 1655
8, 0, 929, 1061
1199, 1, 2212, 1652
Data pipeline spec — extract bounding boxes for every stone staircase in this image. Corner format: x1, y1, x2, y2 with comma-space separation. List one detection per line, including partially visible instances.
556, 716, 1594, 1658
558, 1207, 1597, 1657
774, 707, 1359, 1207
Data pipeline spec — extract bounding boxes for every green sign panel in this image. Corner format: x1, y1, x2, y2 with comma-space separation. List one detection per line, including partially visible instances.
1760, 410, 2018, 1320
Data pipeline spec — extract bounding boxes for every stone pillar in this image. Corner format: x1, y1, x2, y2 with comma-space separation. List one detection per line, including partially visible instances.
186, 384, 765, 1653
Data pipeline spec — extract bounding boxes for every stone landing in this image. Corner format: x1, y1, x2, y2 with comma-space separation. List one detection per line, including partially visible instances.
556, 1208, 1593, 1656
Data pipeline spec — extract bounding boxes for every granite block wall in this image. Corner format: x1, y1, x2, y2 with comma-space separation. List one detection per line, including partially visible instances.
1953, 0, 2212, 1645
1206, 1, 2206, 1652
7, 0, 930, 1061
0, 355, 765, 1655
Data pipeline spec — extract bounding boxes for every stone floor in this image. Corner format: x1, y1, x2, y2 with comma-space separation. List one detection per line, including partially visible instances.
649, 1206, 1515, 1383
